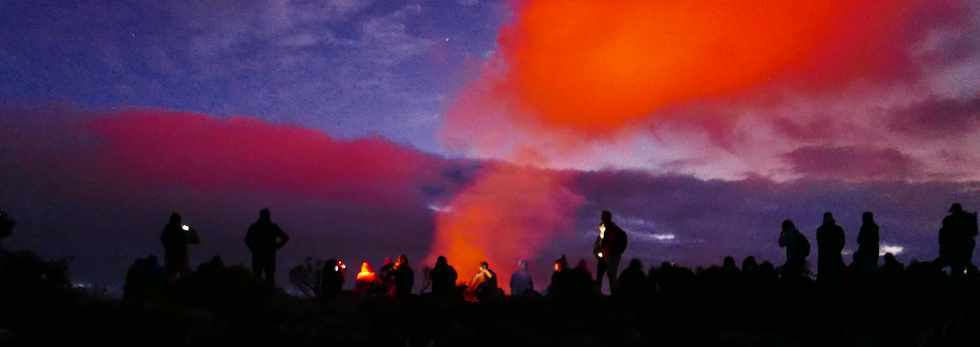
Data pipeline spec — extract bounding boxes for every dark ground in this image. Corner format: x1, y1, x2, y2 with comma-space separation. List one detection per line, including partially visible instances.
2, 248, 980, 347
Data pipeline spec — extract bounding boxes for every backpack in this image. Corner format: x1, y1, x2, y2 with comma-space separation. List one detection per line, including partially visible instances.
799, 233, 811, 257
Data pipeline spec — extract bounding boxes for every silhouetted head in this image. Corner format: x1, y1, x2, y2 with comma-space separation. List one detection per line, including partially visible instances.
435, 256, 448, 267
823, 212, 835, 224
950, 203, 963, 213
781, 219, 797, 232
383, 257, 393, 266
517, 259, 528, 271
723, 256, 737, 270
628, 258, 643, 270
575, 259, 590, 273
862, 211, 875, 224
742, 256, 758, 271
554, 255, 568, 272
480, 261, 489, 271
259, 208, 271, 222
169, 212, 181, 225
396, 254, 409, 269
601, 210, 613, 224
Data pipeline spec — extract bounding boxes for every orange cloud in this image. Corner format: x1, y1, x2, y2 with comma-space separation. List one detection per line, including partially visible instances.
453, 0, 928, 135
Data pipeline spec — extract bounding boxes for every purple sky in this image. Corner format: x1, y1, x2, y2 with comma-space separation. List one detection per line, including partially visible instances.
0, 0, 979, 289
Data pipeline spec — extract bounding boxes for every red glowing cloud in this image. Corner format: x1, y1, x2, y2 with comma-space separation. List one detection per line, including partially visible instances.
86, 109, 441, 207
450, 0, 943, 136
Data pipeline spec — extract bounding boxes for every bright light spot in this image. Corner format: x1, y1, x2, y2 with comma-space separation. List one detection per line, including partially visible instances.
652, 233, 675, 241
597, 252, 603, 258
181, 224, 190, 231
880, 244, 904, 256
428, 204, 452, 213
334, 265, 339, 272
842, 249, 853, 256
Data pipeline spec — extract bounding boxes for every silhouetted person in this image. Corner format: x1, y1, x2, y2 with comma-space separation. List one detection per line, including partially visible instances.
354, 260, 379, 296
122, 255, 164, 308
594, 210, 628, 293
817, 212, 846, 282
616, 258, 646, 299
853, 211, 880, 273
467, 261, 498, 302
161, 213, 200, 281
548, 255, 571, 298
510, 259, 535, 296
742, 256, 759, 273
430, 256, 458, 297
388, 254, 414, 297
320, 259, 346, 301
939, 203, 978, 277
245, 208, 289, 286
379, 257, 395, 294
572, 259, 596, 297
0, 209, 14, 243
881, 253, 904, 274
778, 219, 809, 277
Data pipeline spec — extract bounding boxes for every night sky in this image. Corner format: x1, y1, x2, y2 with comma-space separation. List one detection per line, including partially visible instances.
1, 0, 979, 291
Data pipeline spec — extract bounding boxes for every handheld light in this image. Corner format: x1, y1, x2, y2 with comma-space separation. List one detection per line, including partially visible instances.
181, 224, 190, 231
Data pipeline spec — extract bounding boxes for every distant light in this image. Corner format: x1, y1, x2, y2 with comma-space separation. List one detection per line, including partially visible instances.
334, 265, 339, 272
427, 204, 452, 213
597, 252, 603, 258
879, 244, 904, 256
652, 233, 675, 241
181, 224, 190, 231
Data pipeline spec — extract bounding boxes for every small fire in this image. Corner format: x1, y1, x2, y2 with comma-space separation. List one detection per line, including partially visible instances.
356, 261, 376, 282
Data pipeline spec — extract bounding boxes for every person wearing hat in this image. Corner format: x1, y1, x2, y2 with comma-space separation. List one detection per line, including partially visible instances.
939, 203, 978, 277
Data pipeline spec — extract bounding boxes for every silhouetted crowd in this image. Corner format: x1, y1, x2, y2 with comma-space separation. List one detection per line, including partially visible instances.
2, 204, 980, 346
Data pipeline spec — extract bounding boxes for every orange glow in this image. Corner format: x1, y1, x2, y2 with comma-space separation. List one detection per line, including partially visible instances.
356, 261, 376, 282
448, 0, 922, 136
425, 164, 584, 290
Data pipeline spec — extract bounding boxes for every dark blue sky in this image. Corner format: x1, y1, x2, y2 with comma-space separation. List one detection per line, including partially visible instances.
0, 0, 507, 152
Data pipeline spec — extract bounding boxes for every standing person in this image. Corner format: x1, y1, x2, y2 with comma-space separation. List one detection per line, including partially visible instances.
466, 261, 498, 302
853, 212, 880, 273
389, 254, 414, 298
594, 210, 628, 293
429, 256, 458, 297
161, 213, 199, 281
510, 259, 535, 296
939, 203, 979, 277
816, 212, 846, 282
245, 208, 289, 286
778, 219, 810, 277
0, 209, 14, 243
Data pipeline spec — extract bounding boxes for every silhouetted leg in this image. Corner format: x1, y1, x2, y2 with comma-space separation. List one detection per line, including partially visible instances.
607, 256, 621, 294
265, 256, 276, 286
596, 260, 608, 288
251, 254, 263, 279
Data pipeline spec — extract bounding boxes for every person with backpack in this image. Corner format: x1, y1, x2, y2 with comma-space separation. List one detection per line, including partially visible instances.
778, 219, 809, 278
939, 203, 979, 277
